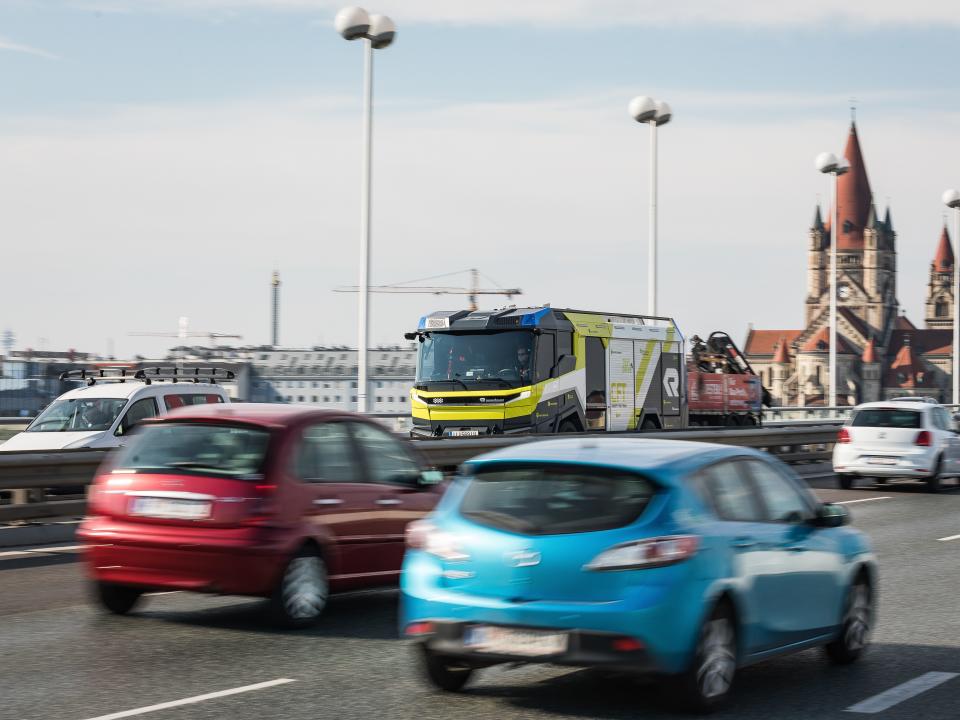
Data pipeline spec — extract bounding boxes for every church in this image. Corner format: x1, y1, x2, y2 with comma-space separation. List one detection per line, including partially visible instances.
744, 121, 954, 406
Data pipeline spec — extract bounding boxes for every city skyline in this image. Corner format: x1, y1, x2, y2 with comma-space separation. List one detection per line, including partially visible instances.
1, 1, 958, 358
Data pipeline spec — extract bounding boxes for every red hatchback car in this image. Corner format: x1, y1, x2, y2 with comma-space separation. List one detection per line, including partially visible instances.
78, 404, 444, 626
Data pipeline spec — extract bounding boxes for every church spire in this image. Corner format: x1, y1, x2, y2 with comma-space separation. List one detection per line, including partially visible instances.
934, 224, 954, 272
812, 205, 825, 231
830, 122, 873, 251
884, 205, 893, 232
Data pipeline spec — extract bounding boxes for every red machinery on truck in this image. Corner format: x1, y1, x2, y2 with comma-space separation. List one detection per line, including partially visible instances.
687, 332, 771, 426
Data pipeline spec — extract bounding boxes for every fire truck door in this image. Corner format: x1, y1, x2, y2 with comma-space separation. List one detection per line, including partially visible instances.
661, 350, 682, 418
607, 339, 634, 432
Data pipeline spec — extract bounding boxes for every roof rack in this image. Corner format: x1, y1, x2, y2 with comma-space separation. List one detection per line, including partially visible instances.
134, 366, 235, 385
59, 368, 139, 385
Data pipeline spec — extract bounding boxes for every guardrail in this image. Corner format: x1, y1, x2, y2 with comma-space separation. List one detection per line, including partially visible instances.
0, 424, 842, 523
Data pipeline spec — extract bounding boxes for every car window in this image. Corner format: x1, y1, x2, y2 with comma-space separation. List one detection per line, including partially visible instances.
295, 423, 360, 483
700, 461, 764, 522
851, 408, 921, 428
934, 408, 949, 431
745, 460, 813, 523
349, 422, 420, 485
116, 397, 158, 436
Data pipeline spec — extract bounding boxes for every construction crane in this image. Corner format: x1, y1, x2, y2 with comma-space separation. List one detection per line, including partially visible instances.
335, 268, 521, 312
130, 317, 242, 353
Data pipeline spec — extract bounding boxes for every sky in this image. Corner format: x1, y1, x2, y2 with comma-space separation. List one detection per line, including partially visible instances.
1, 0, 959, 358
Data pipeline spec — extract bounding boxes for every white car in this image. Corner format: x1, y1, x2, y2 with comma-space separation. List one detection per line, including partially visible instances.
832, 398, 960, 492
0, 369, 230, 452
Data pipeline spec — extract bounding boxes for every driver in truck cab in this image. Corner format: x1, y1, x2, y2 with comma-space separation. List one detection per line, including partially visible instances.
516, 346, 531, 385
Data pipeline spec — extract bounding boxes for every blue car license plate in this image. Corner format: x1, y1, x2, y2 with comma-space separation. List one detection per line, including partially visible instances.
464, 625, 567, 657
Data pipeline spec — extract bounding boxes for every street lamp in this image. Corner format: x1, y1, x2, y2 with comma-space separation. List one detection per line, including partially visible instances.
336, 7, 396, 414
816, 151, 850, 410
943, 188, 960, 406
629, 96, 672, 317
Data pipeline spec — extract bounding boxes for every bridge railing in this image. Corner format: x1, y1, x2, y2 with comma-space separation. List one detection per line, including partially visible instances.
0, 423, 842, 523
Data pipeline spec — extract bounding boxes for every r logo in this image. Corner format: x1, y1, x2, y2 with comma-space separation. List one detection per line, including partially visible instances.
663, 368, 680, 398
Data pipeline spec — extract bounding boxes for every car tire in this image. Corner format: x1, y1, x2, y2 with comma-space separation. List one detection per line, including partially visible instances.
838, 474, 854, 490
872, 476, 887, 486
558, 419, 579, 433
825, 575, 872, 665
926, 457, 943, 493
268, 547, 329, 628
418, 645, 474, 692
95, 582, 143, 615
673, 602, 737, 713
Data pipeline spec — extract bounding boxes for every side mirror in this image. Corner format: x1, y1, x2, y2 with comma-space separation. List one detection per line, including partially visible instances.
813, 503, 849, 528
418, 469, 444, 486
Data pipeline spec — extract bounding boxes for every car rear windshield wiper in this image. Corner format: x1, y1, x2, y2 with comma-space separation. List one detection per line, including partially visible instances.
461, 510, 538, 533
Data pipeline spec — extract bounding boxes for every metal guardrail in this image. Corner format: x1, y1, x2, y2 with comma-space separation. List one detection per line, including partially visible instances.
0, 425, 842, 523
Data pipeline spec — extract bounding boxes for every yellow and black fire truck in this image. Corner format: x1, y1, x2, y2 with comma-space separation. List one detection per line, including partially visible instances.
405, 306, 686, 438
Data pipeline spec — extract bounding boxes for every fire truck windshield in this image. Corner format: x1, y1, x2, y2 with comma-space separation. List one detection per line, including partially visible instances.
415, 331, 534, 390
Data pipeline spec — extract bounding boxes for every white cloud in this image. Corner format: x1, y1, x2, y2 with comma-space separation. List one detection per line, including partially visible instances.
0, 36, 58, 60
1, 91, 957, 358
67, 0, 960, 27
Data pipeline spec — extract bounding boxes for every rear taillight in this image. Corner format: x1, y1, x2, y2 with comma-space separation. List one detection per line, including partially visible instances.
405, 520, 469, 561
243, 483, 278, 525
915, 430, 932, 447
838, 427, 851, 444
585, 535, 699, 572
404, 621, 435, 636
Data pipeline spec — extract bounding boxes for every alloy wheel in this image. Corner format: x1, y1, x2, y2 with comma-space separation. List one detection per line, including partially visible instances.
844, 582, 871, 652
697, 617, 736, 699
282, 555, 328, 621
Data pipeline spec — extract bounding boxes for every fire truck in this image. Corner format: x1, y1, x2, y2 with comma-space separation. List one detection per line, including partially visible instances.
406, 306, 766, 438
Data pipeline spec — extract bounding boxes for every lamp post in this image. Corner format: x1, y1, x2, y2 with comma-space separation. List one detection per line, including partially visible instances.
943, 188, 960, 406
629, 96, 672, 317
336, 6, 396, 414
815, 151, 849, 409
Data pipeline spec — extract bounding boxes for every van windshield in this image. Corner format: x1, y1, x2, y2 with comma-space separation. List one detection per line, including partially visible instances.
851, 408, 922, 429
111, 423, 271, 478
27, 398, 127, 433
459, 464, 656, 535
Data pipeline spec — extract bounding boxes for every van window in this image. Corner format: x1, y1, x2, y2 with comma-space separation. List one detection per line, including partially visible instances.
164, 394, 224, 411
116, 397, 158, 436
27, 397, 127, 433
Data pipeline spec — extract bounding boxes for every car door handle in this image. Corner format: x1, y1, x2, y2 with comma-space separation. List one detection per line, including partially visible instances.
376, 498, 402, 506
732, 537, 756, 549
313, 498, 344, 506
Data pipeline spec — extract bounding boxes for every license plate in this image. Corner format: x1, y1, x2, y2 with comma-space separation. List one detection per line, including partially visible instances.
130, 497, 211, 520
449, 430, 480, 437
464, 626, 568, 657
866, 457, 897, 465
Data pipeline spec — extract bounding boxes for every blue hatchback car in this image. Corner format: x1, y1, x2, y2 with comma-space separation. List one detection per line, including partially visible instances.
400, 438, 877, 711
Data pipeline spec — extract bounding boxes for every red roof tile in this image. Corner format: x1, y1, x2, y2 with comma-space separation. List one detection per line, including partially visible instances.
934, 225, 954, 272
772, 337, 790, 363
799, 327, 856, 354
895, 315, 917, 330
744, 329, 802, 356
862, 337, 877, 363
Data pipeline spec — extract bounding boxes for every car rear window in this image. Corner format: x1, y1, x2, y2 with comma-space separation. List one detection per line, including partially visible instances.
458, 464, 656, 535
111, 423, 270, 478
851, 408, 922, 429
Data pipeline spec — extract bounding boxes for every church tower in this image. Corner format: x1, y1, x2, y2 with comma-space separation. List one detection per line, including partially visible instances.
925, 224, 954, 329
809, 122, 899, 338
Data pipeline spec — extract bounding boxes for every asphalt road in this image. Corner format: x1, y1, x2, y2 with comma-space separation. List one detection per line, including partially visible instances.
1, 476, 958, 720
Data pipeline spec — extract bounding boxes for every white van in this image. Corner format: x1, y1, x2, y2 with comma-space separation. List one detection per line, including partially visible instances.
0, 367, 232, 452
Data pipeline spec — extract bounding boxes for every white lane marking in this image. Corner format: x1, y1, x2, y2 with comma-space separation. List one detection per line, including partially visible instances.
834, 496, 893, 505
23, 544, 88, 553
937, 534, 960, 542
0, 550, 35, 558
845, 672, 959, 714
79, 678, 296, 720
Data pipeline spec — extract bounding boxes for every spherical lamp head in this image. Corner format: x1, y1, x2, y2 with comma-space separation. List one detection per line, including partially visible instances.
335, 6, 370, 40
835, 156, 850, 176
815, 151, 839, 174
654, 100, 672, 126
629, 96, 657, 123
943, 189, 960, 209
368, 14, 396, 49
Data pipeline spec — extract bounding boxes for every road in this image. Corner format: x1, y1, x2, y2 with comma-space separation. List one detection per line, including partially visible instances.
1, 476, 958, 720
